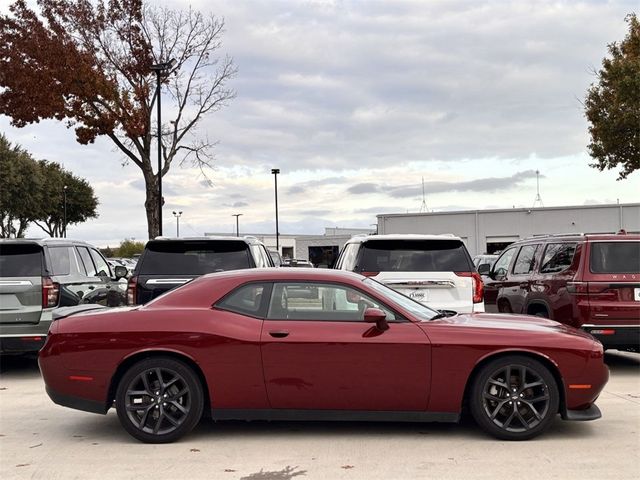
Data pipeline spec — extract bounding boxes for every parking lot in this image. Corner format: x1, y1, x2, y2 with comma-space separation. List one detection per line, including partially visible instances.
0, 351, 638, 480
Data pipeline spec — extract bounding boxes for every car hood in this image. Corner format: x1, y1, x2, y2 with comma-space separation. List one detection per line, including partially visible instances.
423, 312, 595, 340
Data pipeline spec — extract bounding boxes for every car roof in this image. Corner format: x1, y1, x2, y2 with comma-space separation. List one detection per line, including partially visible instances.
346, 233, 462, 243
0, 238, 95, 247
151, 235, 266, 245
514, 232, 640, 244
199, 267, 366, 282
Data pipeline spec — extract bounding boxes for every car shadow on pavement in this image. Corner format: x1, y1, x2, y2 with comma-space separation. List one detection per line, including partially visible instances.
0, 354, 40, 378
604, 350, 640, 372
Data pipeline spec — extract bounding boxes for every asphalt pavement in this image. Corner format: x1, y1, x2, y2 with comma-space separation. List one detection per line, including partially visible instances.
0, 351, 638, 480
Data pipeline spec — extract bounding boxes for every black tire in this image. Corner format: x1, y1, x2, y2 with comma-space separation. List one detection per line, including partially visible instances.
115, 357, 204, 443
470, 355, 559, 440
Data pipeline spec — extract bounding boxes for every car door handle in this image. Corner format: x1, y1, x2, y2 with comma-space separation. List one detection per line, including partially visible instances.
87, 285, 95, 290
269, 330, 290, 338
519, 282, 528, 288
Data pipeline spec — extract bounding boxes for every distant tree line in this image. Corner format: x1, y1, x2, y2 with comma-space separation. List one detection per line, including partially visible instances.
100, 239, 146, 258
0, 134, 98, 237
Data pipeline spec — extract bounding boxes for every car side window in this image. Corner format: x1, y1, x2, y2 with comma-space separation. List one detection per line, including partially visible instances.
266, 282, 397, 322
512, 245, 539, 275
492, 248, 517, 278
337, 243, 359, 270
250, 245, 267, 268
216, 283, 269, 317
540, 243, 576, 273
89, 249, 111, 277
77, 247, 97, 277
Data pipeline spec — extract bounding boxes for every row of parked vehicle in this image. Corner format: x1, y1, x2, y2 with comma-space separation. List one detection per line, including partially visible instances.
0, 230, 638, 355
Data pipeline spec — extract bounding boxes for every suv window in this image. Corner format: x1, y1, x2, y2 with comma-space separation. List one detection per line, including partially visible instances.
337, 243, 359, 270
0, 244, 43, 277
492, 247, 517, 278
77, 247, 97, 276
357, 240, 471, 272
49, 246, 84, 276
513, 245, 539, 275
89, 249, 111, 277
140, 241, 254, 275
590, 242, 640, 274
540, 243, 576, 273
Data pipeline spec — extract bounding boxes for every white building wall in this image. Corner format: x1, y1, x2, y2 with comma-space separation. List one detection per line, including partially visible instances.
378, 203, 640, 257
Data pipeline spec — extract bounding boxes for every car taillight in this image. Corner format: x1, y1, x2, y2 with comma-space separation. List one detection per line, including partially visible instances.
455, 271, 484, 303
360, 272, 379, 277
127, 276, 137, 305
42, 276, 59, 308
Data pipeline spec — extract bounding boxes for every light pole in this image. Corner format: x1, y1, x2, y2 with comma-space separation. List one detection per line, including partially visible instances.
150, 58, 177, 237
232, 213, 243, 237
172, 211, 182, 237
62, 185, 68, 238
271, 168, 280, 251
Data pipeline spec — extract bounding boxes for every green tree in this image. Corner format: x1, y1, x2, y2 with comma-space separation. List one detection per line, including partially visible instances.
0, 1, 236, 238
31, 161, 99, 237
0, 134, 44, 237
117, 238, 146, 258
585, 13, 640, 179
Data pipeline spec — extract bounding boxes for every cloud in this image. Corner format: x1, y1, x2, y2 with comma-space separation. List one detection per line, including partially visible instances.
347, 183, 381, 194
222, 201, 249, 208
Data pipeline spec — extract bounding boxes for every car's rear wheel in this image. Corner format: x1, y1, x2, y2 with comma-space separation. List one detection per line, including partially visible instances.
470, 355, 559, 440
115, 357, 204, 443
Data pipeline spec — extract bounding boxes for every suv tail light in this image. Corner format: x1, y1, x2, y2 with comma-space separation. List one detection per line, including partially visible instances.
455, 271, 484, 303
567, 281, 588, 294
127, 276, 138, 305
42, 276, 60, 308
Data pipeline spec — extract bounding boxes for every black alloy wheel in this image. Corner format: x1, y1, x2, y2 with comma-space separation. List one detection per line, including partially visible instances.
470, 355, 559, 440
115, 357, 204, 443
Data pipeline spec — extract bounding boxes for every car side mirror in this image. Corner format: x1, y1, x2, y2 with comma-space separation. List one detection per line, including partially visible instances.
478, 264, 491, 275
363, 307, 389, 331
114, 265, 128, 280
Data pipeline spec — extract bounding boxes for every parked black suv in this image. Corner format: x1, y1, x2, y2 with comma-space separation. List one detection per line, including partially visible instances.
127, 236, 274, 305
0, 238, 127, 354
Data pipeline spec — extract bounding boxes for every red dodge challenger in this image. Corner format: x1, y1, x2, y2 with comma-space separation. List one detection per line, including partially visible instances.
39, 269, 608, 443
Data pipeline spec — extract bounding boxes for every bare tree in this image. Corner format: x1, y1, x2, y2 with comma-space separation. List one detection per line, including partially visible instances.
0, 0, 236, 238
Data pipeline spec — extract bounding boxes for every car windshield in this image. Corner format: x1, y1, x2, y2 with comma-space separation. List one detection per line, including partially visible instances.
140, 241, 253, 275
363, 277, 441, 321
358, 239, 471, 272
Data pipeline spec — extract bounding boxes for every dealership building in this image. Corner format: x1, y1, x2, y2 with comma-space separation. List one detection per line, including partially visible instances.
377, 203, 640, 257
207, 203, 639, 265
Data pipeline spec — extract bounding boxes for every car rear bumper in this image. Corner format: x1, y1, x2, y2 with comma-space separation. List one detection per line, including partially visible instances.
45, 385, 109, 415
581, 325, 640, 351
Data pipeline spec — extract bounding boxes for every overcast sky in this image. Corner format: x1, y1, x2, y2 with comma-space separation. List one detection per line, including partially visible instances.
1, 0, 638, 247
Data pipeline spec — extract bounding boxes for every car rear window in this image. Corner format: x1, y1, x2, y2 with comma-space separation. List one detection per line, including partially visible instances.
358, 239, 472, 272
0, 244, 43, 277
139, 241, 254, 275
590, 242, 640, 274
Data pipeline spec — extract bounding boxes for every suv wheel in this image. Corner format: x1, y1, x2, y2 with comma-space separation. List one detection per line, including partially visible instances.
115, 357, 204, 443
470, 355, 559, 440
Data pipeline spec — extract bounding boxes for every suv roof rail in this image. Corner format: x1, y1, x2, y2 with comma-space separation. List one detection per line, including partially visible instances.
521, 232, 586, 241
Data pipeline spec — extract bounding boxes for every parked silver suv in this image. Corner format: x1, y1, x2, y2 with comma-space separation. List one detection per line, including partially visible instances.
0, 238, 127, 354
333, 234, 484, 314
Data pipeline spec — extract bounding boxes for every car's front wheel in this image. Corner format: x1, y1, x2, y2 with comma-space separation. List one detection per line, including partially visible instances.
115, 357, 204, 443
470, 355, 559, 440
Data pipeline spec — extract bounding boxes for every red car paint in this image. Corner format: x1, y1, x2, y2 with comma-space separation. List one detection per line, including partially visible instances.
39, 269, 607, 423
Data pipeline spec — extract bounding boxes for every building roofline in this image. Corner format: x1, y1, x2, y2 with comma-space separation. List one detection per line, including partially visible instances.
376, 203, 640, 219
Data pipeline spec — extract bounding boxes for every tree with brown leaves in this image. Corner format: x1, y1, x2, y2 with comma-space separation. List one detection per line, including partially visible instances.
0, 0, 236, 237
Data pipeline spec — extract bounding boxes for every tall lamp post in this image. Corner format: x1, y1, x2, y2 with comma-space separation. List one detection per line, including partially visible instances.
232, 213, 243, 237
150, 58, 177, 237
62, 185, 68, 238
271, 168, 280, 251
172, 211, 183, 237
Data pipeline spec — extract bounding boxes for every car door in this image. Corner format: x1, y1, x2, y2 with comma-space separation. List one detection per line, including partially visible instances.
260, 281, 431, 411
507, 244, 541, 313
483, 247, 518, 312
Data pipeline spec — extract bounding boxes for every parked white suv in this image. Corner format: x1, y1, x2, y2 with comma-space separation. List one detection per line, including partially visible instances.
333, 234, 484, 314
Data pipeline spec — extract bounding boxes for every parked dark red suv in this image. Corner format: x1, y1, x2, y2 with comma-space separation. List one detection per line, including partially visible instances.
483, 232, 639, 352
